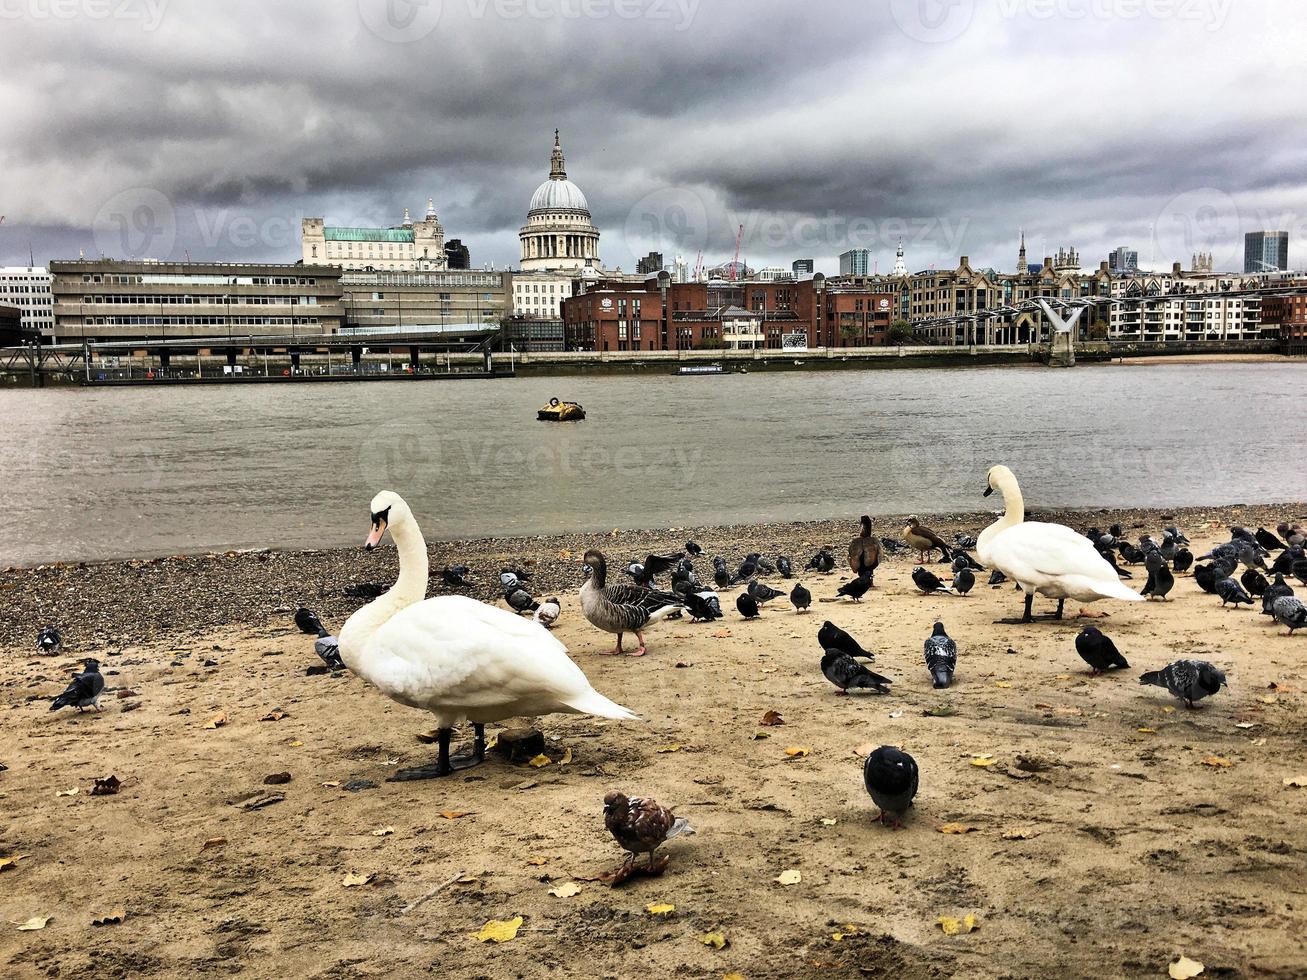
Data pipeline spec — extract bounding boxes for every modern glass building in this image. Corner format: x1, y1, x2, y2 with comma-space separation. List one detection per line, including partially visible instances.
1244, 231, 1289, 273
839, 249, 871, 276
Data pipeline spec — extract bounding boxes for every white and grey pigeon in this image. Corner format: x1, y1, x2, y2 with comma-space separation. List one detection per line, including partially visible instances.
1271, 595, 1307, 635
1139, 659, 1227, 708
294, 606, 345, 670
923, 621, 957, 689
50, 660, 104, 713
36, 626, 62, 655
534, 597, 561, 629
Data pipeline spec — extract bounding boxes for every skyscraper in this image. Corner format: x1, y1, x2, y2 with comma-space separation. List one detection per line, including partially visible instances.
839, 248, 871, 276
1107, 246, 1138, 273
1244, 231, 1289, 273
792, 258, 815, 276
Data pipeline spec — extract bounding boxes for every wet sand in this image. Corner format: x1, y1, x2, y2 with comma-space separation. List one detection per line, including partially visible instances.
2, 504, 1306, 978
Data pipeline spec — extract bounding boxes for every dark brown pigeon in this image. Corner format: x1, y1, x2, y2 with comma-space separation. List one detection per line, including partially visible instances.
603, 792, 694, 867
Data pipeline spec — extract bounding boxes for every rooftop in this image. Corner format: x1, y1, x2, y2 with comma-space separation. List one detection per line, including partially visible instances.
324, 227, 415, 243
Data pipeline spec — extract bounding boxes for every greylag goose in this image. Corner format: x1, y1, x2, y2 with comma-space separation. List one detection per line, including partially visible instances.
579, 549, 683, 657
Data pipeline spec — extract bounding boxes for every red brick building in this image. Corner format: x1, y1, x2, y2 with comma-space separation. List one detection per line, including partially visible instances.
1262, 294, 1307, 353
561, 273, 896, 352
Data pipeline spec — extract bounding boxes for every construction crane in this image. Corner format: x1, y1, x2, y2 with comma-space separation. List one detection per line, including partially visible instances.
730, 224, 744, 281
693, 250, 703, 281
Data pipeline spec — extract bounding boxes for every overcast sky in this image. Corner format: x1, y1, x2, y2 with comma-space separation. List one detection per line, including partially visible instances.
2, 0, 1303, 276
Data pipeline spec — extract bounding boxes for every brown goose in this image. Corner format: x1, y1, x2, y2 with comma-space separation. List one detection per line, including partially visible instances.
580, 549, 683, 657
847, 515, 881, 586
904, 515, 952, 564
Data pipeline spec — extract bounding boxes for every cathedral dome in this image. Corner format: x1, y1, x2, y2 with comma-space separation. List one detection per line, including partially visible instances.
529, 177, 590, 215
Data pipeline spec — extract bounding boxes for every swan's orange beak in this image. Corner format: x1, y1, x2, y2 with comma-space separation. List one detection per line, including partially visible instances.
364, 520, 387, 551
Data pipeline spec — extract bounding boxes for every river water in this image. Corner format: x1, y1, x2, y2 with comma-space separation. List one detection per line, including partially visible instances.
2, 362, 1305, 565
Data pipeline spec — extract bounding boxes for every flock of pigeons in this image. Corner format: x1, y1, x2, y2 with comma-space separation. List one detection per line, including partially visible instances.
35, 502, 1307, 845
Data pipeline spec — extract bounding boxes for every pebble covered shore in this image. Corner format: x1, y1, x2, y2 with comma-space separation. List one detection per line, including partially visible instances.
2, 502, 1303, 652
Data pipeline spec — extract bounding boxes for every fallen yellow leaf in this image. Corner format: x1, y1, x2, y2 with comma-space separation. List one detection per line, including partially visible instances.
1201, 756, 1233, 768
936, 913, 978, 935
203, 712, 228, 729
341, 872, 373, 887
699, 931, 728, 948
1259, 695, 1278, 705
820, 818, 837, 826
0, 855, 26, 872
645, 902, 676, 915
1162, 706, 1176, 714
439, 811, 471, 820
474, 916, 523, 943
969, 755, 998, 768
525, 856, 549, 866
831, 923, 862, 941
527, 754, 552, 768
939, 823, 978, 835
15, 916, 50, 931
724, 974, 747, 980
1169, 955, 1205, 979
1136, 728, 1156, 734
783, 746, 811, 758
994, 681, 1012, 689
548, 882, 581, 898
775, 869, 801, 886
657, 744, 684, 754
559, 747, 573, 765
288, 740, 303, 747
372, 826, 395, 837
752, 732, 770, 740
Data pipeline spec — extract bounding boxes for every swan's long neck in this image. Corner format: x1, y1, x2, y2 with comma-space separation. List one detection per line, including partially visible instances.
338, 517, 429, 662
977, 475, 1025, 559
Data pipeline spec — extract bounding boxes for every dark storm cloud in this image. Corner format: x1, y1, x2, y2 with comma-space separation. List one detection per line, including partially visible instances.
1, 0, 1303, 274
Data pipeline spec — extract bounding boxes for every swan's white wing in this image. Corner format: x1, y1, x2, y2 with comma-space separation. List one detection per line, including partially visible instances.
363, 595, 608, 723
991, 522, 1140, 600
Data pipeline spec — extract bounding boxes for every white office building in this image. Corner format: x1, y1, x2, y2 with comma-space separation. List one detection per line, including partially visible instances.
0, 266, 54, 334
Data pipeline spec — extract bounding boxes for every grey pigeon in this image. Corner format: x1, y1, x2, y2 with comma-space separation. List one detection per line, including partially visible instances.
1172, 547, 1194, 573
736, 593, 760, 619
294, 607, 344, 670
1074, 626, 1129, 675
776, 556, 793, 578
1262, 574, 1294, 615
952, 567, 975, 596
442, 565, 472, 587
1240, 568, 1269, 597
683, 590, 722, 622
1271, 595, 1307, 634
1142, 562, 1174, 601
506, 587, 539, 614
912, 566, 953, 595
747, 580, 785, 604
50, 660, 104, 712
836, 575, 872, 602
790, 582, 812, 613
36, 626, 62, 655
818, 620, 874, 661
1139, 660, 1227, 708
923, 622, 957, 689
863, 746, 918, 828
821, 649, 892, 694
1165, 525, 1191, 545
1214, 576, 1254, 608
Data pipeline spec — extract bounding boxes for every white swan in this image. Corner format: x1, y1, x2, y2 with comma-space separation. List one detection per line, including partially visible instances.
977, 465, 1143, 622
338, 491, 638, 779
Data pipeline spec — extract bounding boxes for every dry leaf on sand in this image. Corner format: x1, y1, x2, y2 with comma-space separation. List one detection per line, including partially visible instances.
1169, 955, 1205, 979
775, 869, 801, 885
548, 882, 581, 898
203, 712, 228, 729
341, 872, 374, 887
645, 902, 675, 915
699, 931, 728, 948
474, 916, 523, 943
939, 822, 978, 834
936, 913, 978, 935
15, 916, 50, 931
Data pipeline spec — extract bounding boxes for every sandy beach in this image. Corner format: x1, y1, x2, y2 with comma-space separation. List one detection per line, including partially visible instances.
2, 503, 1306, 979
